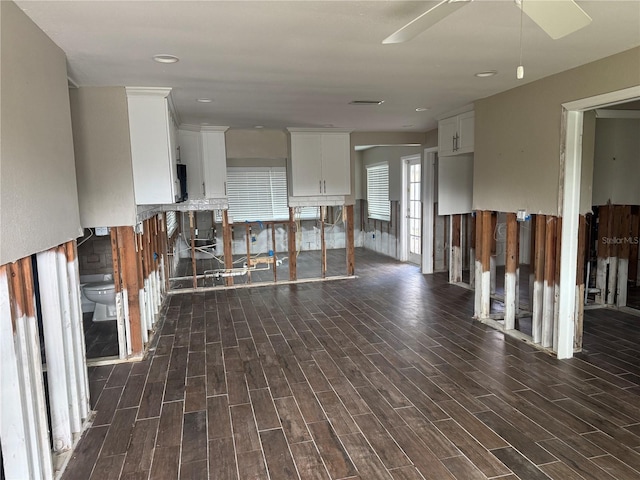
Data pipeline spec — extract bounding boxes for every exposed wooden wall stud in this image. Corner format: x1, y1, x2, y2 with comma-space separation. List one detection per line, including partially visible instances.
532, 214, 546, 344
450, 214, 462, 283
504, 213, 518, 330
542, 216, 557, 349
574, 215, 586, 351
346, 204, 355, 276
617, 205, 631, 307
288, 207, 297, 281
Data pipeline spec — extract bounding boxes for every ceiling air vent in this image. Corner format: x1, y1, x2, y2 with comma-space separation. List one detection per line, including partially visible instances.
349, 100, 384, 105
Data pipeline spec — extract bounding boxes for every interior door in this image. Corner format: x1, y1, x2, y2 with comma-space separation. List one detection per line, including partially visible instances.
406, 158, 422, 265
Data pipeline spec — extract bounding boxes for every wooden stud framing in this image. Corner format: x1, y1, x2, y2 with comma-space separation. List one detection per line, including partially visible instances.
1, 260, 54, 479
189, 211, 198, 289
529, 215, 536, 310
542, 216, 557, 349
64, 241, 91, 420
222, 210, 234, 286
271, 224, 278, 282
629, 206, 639, 285
321, 206, 327, 279
606, 205, 622, 304
595, 204, 611, 304
532, 214, 546, 344
36, 248, 74, 452
574, 215, 586, 351
553, 217, 562, 352
160, 212, 170, 292
469, 213, 476, 286
110, 228, 127, 358
346, 204, 355, 276
504, 213, 518, 330
135, 229, 147, 348
480, 211, 492, 318
288, 207, 297, 281
245, 223, 252, 284
450, 214, 462, 283
474, 210, 483, 317
617, 205, 631, 307
490, 212, 497, 295
117, 226, 143, 356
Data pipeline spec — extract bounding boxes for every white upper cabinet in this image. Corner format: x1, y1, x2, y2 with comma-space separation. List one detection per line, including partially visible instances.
438, 110, 474, 156
288, 129, 351, 197
201, 127, 229, 198
177, 126, 228, 201
177, 128, 204, 199
126, 87, 178, 204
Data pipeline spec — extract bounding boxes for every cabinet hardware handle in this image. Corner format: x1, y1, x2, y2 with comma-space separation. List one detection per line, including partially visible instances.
324, 180, 326, 194
202, 182, 205, 195
452, 135, 456, 152
224, 182, 227, 196
319, 180, 322, 193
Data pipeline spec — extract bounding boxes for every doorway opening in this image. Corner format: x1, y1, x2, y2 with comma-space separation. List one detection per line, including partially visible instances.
558, 85, 640, 358
404, 155, 422, 265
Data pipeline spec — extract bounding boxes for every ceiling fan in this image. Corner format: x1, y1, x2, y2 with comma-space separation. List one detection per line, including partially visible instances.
382, 0, 593, 44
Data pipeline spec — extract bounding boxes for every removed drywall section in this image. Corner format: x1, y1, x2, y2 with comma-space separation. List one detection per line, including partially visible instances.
474, 47, 640, 216
1, 1, 82, 265
592, 118, 640, 206
226, 128, 288, 159
70, 87, 137, 228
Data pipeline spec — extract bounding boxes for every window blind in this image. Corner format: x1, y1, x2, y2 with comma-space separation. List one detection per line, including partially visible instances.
225, 166, 317, 222
166, 210, 178, 237
366, 163, 390, 221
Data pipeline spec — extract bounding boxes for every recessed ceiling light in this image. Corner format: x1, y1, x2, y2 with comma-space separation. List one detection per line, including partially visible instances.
475, 70, 497, 78
403, 125, 414, 128
254, 125, 264, 129
152, 54, 179, 64
415, 107, 430, 112
349, 100, 384, 105
323, 124, 334, 128
196, 98, 213, 103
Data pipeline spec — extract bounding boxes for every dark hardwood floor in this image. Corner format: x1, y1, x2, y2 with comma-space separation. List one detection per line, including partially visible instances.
62, 249, 640, 480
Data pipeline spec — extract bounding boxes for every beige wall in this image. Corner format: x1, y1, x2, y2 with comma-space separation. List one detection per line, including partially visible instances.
361, 146, 423, 202
1, 1, 82, 264
592, 118, 640, 206
70, 87, 137, 228
474, 47, 640, 215
226, 129, 288, 159
350, 131, 429, 204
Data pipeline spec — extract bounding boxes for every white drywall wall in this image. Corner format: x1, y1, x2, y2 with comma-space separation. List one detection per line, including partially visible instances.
70, 87, 137, 227
1, 1, 82, 264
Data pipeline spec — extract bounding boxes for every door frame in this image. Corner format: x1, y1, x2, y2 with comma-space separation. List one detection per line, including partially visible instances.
400, 154, 421, 263
422, 148, 437, 274
557, 85, 640, 359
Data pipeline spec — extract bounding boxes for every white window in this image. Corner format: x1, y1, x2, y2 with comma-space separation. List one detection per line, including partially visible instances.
366, 163, 390, 221
225, 167, 317, 222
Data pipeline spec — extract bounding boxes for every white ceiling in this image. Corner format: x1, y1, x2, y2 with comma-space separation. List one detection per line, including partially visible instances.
16, 0, 640, 132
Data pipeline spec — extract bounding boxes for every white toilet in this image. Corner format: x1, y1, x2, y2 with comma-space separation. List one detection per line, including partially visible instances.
82, 281, 117, 322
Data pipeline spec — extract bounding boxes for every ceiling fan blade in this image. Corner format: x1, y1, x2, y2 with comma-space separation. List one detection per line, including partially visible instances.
382, 0, 473, 44
518, 0, 592, 40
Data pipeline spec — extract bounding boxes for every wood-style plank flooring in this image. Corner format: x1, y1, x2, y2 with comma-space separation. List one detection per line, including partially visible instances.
62, 249, 640, 480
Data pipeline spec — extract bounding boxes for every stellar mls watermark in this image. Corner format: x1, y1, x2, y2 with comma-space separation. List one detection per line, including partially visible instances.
601, 236, 639, 245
